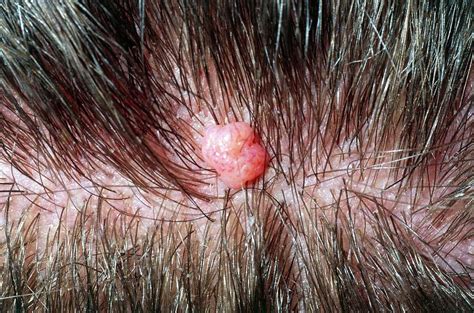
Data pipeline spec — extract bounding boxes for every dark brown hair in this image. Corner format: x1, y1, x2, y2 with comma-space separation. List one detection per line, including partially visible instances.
1, 0, 472, 311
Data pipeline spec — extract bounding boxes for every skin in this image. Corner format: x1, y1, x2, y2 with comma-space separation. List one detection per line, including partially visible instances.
201, 122, 267, 188
0, 0, 473, 311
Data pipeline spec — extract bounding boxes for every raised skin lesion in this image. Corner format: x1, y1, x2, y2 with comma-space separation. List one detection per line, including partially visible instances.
201, 122, 268, 189
0, 0, 473, 311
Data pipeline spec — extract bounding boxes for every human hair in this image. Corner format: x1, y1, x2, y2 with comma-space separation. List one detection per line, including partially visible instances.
1, 0, 472, 311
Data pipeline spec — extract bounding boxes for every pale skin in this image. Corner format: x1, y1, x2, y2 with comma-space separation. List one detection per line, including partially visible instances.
0, 1, 472, 311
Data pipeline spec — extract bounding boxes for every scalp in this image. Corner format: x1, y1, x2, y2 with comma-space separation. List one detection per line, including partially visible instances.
201, 122, 267, 188
0, 0, 473, 311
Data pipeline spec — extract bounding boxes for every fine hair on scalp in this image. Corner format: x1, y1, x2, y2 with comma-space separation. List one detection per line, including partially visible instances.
1, 0, 473, 312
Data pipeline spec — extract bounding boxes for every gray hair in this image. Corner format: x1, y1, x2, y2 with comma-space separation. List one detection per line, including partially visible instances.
1, 0, 473, 311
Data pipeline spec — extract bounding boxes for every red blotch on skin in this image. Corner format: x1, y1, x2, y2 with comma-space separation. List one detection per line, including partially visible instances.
201, 122, 268, 188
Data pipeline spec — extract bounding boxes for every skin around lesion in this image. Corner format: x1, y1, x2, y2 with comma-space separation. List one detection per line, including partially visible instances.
0, 0, 473, 311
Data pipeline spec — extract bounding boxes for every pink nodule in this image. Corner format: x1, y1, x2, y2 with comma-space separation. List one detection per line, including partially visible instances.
201, 122, 268, 188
